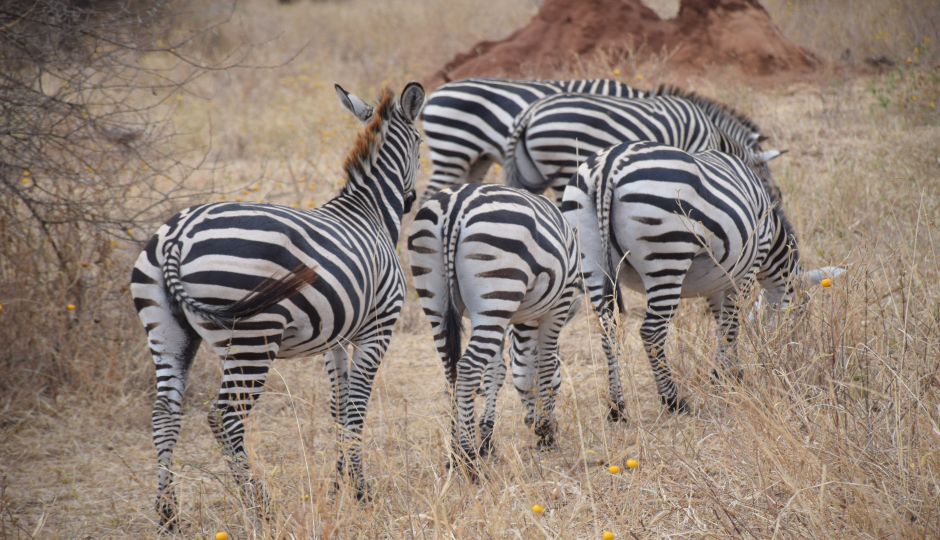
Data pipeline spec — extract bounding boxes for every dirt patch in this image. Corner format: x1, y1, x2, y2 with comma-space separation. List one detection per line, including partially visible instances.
428, 0, 820, 87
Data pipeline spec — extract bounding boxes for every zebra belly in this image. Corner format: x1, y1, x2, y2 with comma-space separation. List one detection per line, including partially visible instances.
616, 253, 748, 300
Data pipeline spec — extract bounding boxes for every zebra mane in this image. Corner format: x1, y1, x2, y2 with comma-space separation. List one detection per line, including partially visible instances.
342, 86, 395, 190
653, 85, 762, 140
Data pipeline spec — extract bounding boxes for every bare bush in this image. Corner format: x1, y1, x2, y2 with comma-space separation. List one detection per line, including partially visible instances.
0, 0, 246, 399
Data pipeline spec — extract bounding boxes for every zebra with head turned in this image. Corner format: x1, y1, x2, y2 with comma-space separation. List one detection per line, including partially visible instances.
131, 82, 425, 531
562, 141, 842, 418
408, 183, 581, 474
420, 77, 645, 205
504, 92, 784, 205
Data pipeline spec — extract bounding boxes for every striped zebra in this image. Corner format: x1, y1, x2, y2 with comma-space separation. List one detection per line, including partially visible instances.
408, 183, 581, 473
420, 77, 645, 205
131, 82, 426, 530
504, 92, 783, 205
562, 141, 842, 418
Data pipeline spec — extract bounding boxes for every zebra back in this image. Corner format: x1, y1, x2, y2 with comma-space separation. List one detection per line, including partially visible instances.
651, 85, 764, 149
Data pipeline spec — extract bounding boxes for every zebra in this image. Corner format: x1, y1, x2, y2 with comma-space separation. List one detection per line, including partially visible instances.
561, 141, 843, 419
131, 82, 426, 530
420, 77, 646, 205
408, 183, 581, 474
504, 92, 784, 205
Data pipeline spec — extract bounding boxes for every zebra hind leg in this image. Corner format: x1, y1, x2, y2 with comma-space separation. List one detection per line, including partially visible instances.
598, 297, 628, 422
208, 348, 279, 520
707, 290, 745, 385
478, 331, 507, 459
639, 305, 689, 415
139, 295, 202, 532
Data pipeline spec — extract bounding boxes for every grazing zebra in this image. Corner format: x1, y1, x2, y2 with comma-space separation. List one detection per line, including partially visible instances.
504, 92, 783, 205
562, 141, 842, 418
420, 77, 645, 205
408, 183, 581, 473
131, 82, 425, 530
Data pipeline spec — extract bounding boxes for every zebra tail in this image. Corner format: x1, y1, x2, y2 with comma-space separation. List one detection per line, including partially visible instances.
162, 242, 317, 329
440, 211, 464, 376
502, 103, 546, 193
594, 158, 618, 306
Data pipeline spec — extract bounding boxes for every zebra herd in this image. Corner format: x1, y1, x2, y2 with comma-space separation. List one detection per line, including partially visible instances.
132, 78, 843, 530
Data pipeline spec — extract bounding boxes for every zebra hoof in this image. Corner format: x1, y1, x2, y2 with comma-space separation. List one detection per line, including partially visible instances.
479, 436, 495, 459
606, 405, 629, 423
156, 495, 179, 534
661, 395, 690, 414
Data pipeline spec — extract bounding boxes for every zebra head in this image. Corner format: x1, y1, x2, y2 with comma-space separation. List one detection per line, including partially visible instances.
334, 82, 426, 219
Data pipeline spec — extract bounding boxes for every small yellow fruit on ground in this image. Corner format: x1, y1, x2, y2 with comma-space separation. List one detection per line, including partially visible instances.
603, 531, 615, 540
608, 465, 620, 474
532, 504, 544, 514
627, 459, 639, 469
67, 304, 76, 310
216, 533, 228, 540
821, 278, 832, 287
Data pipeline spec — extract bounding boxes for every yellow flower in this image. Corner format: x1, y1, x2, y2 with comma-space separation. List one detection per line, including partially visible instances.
22, 171, 29, 176
216, 533, 228, 540
252, 185, 260, 191
603, 532, 615, 540
532, 504, 544, 514
67, 304, 76, 310
912, 95, 918, 101
907, 57, 913, 63
608, 465, 620, 474
243, 189, 250, 195
821, 278, 832, 287
613, 69, 621, 76
627, 459, 638, 469
636, 74, 643, 80
930, 102, 935, 108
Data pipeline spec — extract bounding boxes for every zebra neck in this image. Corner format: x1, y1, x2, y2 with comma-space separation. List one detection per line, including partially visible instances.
338, 179, 406, 243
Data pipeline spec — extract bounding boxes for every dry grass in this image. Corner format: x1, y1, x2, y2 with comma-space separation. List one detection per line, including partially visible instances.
2, 0, 940, 538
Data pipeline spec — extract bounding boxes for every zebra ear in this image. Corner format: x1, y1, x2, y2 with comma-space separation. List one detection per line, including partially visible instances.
758, 149, 788, 163
334, 83, 374, 123
399, 81, 426, 124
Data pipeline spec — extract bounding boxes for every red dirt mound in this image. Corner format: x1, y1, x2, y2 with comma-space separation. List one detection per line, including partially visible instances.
429, 0, 819, 87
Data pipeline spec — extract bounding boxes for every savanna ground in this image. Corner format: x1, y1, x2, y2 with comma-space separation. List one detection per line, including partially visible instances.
2, 0, 940, 538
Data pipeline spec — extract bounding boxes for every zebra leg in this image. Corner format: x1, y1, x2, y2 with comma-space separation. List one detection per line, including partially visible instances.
208, 339, 280, 519
532, 304, 567, 450
324, 344, 350, 432
147, 316, 201, 532
478, 330, 507, 459
707, 289, 744, 383
134, 268, 202, 532
598, 300, 628, 422
640, 292, 689, 414
451, 322, 508, 479
508, 322, 540, 428
337, 324, 394, 500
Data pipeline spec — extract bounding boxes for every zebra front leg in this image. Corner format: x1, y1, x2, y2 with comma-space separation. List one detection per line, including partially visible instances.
209, 350, 278, 519
478, 330, 507, 459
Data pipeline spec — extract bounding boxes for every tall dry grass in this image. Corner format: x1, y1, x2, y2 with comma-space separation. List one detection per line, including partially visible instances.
1, 0, 939, 538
